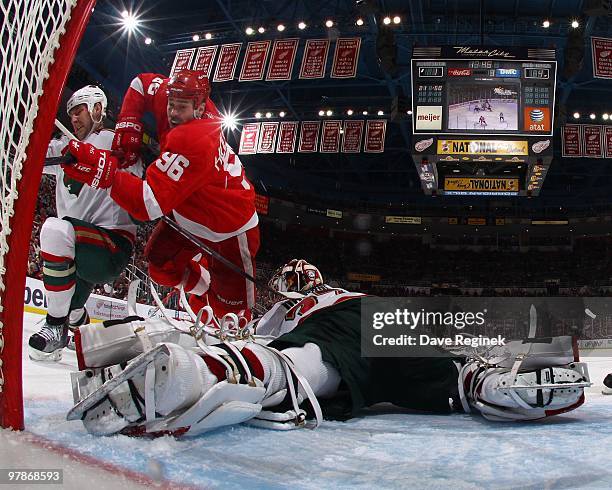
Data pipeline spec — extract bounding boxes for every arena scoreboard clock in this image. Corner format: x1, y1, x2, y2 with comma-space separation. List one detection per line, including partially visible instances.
410, 46, 557, 197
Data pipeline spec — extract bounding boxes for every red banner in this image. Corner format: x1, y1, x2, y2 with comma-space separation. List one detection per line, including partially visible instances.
341, 120, 364, 153
561, 124, 581, 157
583, 125, 604, 158
257, 122, 279, 153
266, 39, 299, 81
605, 127, 612, 158
276, 121, 298, 153
299, 39, 330, 79
331, 38, 361, 78
255, 194, 269, 215
213, 43, 242, 82
239, 41, 270, 81
321, 120, 342, 153
193, 46, 218, 77
364, 120, 387, 153
238, 122, 260, 154
592, 36, 612, 79
170, 48, 195, 76
298, 121, 320, 152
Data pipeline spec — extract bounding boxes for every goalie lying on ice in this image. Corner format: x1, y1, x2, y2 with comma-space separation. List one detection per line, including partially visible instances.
68, 260, 591, 436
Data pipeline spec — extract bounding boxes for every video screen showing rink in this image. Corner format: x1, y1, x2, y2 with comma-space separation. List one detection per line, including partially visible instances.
447, 84, 519, 131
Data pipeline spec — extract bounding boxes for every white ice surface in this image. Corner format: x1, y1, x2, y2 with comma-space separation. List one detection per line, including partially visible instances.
9, 312, 612, 489
448, 102, 519, 131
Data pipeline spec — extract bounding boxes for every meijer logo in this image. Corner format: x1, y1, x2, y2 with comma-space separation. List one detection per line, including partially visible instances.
416, 106, 443, 130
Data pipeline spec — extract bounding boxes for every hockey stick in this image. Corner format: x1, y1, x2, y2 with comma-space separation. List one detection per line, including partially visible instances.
44, 119, 78, 166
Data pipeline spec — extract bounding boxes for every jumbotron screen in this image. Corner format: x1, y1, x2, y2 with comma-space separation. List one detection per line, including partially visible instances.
411, 49, 557, 137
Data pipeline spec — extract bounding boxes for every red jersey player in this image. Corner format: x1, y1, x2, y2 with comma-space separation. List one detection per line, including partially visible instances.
63, 70, 259, 319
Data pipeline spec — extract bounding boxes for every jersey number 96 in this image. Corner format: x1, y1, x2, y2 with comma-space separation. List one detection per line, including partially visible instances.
155, 152, 190, 181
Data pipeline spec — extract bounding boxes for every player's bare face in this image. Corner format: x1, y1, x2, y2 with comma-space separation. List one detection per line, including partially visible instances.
69, 104, 93, 141
167, 97, 196, 128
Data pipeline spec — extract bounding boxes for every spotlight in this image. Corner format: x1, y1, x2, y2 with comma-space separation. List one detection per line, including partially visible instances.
542, 20, 550, 28
362, 110, 368, 115
393, 16, 401, 24
356, 18, 364, 26
121, 12, 139, 32
258, 26, 265, 33
325, 19, 334, 28
246, 27, 254, 35
573, 112, 580, 119
377, 110, 384, 116
192, 34, 200, 41
279, 111, 286, 117
407, 110, 413, 115
255, 112, 262, 118
277, 24, 285, 32
347, 109, 354, 115
590, 113, 596, 120
604, 113, 610, 120
121, 9, 129, 18
326, 109, 333, 116
222, 113, 238, 130
144, 37, 152, 45
205, 33, 212, 40
298, 21, 307, 30
383, 16, 391, 25
265, 112, 272, 118
571, 19, 580, 28
318, 110, 325, 116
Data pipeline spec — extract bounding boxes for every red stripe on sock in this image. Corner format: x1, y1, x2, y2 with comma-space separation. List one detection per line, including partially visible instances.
45, 280, 76, 292
41, 251, 73, 262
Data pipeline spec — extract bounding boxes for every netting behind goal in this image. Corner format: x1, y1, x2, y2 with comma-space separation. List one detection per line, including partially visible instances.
0, 0, 95, 430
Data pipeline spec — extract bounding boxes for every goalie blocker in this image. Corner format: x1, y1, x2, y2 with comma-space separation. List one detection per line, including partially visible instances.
68, 301, 591, 437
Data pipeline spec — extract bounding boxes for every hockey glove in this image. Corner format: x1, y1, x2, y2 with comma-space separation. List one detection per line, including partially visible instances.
112, 115, 143, 168
62, 140, 117, 190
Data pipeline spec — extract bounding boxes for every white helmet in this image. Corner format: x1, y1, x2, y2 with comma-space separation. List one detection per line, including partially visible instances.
67, 85, 107, 122
269, 259, 324, 293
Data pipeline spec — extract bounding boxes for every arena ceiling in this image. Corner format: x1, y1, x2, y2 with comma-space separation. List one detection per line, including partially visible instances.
73, 0, 612, 210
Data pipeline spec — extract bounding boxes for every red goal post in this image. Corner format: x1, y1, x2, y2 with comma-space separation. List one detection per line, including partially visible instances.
0, 0, 96, 430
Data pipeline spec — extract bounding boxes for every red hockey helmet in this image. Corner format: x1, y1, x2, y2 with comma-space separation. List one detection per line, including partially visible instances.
167, 70, 211, 107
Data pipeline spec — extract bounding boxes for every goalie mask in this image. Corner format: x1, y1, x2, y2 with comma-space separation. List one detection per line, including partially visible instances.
167, 70, 211, 109
67, 85, 107, 123
269, 259, 323, 293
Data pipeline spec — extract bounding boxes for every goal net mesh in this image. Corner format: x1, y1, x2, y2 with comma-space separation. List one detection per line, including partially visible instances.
0, 0, 94, 429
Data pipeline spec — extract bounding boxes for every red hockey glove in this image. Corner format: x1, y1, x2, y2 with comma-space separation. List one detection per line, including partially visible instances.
62, 140, 117, 190
112, 115, 143, 168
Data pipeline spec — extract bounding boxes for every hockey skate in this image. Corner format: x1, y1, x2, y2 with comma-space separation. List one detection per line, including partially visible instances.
603, 373, 612, 395
28, 321, 69, 362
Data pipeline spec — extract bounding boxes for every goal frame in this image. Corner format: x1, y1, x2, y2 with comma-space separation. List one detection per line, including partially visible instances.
0, 0, 96, 430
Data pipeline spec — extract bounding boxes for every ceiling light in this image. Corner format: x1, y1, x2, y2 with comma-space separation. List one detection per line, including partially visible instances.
573, 112, 580, 119
144, 37, 152, 45
246, 27, 254, 35
318, 110, 325, 116
222, 113, 238, 131
347, 109, 354, 115
255, 112, 262, 118
393, 16, 401, 24
604, 113, 610, 120
377, 110, 384, 115
121, 10, 129, 18
192, 34, 200, 41
407, 110, 413, 115
590, 113, 596, 120
542, 20, 550, 28
356, 18, 364, 26
205, 33, 212, 40
325, 20, 334, 28
383, 16, 391, 25
258, 26, 265, 33
362, 110, 368, 115
265, 112, 272, 118
326, 110, 333, 116
121, 13, 139, 32
571, 19, 580, 28
298, 21, 307, 30
277, 24, 285, 32
279, 111, 286, 117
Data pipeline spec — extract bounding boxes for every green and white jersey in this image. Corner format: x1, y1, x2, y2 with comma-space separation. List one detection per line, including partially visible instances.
45, 129, 138, 239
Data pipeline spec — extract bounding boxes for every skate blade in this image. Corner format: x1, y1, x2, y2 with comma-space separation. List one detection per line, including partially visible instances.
28, 346, 63, 362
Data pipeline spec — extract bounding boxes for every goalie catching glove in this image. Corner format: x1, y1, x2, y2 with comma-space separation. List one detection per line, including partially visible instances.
112, 115, 143, 168
62, 140, 117, 190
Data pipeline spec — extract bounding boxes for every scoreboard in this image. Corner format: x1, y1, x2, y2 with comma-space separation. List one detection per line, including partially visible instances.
410, 46, 557, 197
411, 46, 557, 137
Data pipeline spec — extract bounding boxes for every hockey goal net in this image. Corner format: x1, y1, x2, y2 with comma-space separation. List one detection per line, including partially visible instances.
0, 0, 95, 429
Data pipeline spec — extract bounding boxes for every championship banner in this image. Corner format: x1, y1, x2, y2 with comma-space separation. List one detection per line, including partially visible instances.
320, 120, 342, 153
532, 220, 569, 225
257, 121, 279, 154
298, 121, 320, 152
239, 40, 271, 81
276, 121, 298, 153
364, 120, 387, 153
341, 120, 364, 153
326, 209, 343, 219
170, 48, 195, 76
605, 127, 612, 158
561, 124, 582, 157
467, 217, 486, 226
238, 122, 260, 154
213, 43, 242, 82
266, 38, 299, 81
437, 139, 529, 155
445, 177, 519, 192
299, 39, 330, 79
591, 36, 612, 79
583, 125, 604, 158
495, 218, 505, 226
331, 38, 361, 78
385, 216, 422, 224
255, 194, 269, 215
448, 217, 458, 225
193, 46, 218, 77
